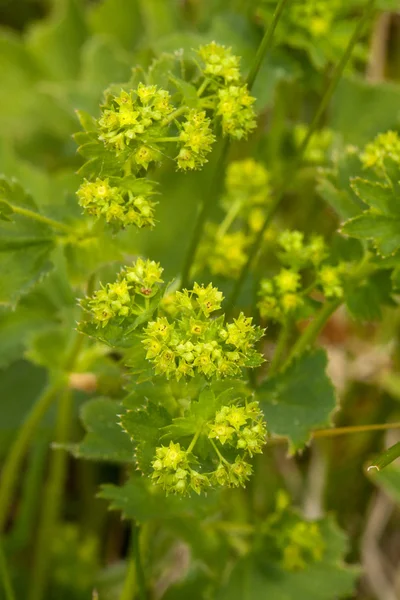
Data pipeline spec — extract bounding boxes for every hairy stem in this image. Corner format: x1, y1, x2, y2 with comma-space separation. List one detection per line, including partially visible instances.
246, 0, 292, 89
29, 389, 74, 600
0, 380, 64, 533
226, 0, 376, 311
368, 442, 400, 472
0, 538, 16, 600
9, 205, 73, 234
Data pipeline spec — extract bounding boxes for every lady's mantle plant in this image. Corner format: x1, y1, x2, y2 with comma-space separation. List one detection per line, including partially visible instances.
2, 2, 399, 599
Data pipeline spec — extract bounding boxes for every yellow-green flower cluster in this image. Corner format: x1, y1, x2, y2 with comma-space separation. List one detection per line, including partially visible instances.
277, 230, 327, 269
151, 442, 209, 495
225, 158, 271, 206
151, 401, 267, 495
98, 86, 174, 159
143, 284, 264, 380
198, 41, 241, 83
217, 85, 256, 139
280, 521, 325, 571
84, 258, 163, 327
361, 130, 400, 172
177, 110, 215, 170
208, 402, 266, 457
258, 0, 340, 43
198, 42, 257, 140
258, 269, 304, 321
318, 265, 343, 298
263, 491, 325, 571
195, 225, 249, 278
77, 178, 156, 230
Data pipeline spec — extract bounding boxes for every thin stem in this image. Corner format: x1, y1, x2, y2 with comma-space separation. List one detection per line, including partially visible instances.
226, 193, 280, 313
131, 523, 147, 600
268, 321, 292, 376
151, 137, 180, 143
0, 538, 16, 600
209, 438, 229, 465
226, 0, 376, 311
246, 0, 292, 89
197, 78, 210, 97
298, 0, 376, 156
161, 106, 188, 127
119, 527, 137, 600
10, 205, 73, 234
187, 427, 202, 454
180, 138, 230, 289
179, 0, 289, 290
313, 422, 400, 438
29, 389, 74, 600
217, 198, 243, 238
0, 380, 64, 533
367, 441, 400, 472
283, 298, 341, 368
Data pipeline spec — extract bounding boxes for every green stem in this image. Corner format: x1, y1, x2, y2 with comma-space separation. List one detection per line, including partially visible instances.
268, 321, 292, 376
226, 193, 280, 313
161, 106, 188, 127
217, 198, 243, 238
284, 298, 341, 368
29, 389, 74, 600
226, 1, 376, 312
298, 0, 376, 156
0, 538, 16, 600
197, 78, 210, 97
313, 422, 400, 438
179, 0, 289, 290
119, 527, 137, 600
0, 380, 64, 533
246, 0, 292, 89
10, 205, 73, 234
187, 427, 202, 454
151, 137, 180, 143
209, 438, 230, 465
367, 442, 400, 472
180, 138, 230, 289
127, 523, 147, 600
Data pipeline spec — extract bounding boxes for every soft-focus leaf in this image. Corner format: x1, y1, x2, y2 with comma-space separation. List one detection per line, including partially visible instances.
70, 397, 133, 463
258, 350, 336, 452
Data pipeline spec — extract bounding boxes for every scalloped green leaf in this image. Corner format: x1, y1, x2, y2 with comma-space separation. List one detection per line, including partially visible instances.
341, 213, 400, 257
0, 178, 56, 307
69, 398, 133, 463
120, 401, 170, 473
257, 350, 336, 452
350, 177, 398, 216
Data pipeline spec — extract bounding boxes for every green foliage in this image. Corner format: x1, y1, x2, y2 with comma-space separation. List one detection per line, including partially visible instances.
258, 350, 336, 452
69, 397, 133, 463
217, 516, 358, 600
1, 1, 400, 598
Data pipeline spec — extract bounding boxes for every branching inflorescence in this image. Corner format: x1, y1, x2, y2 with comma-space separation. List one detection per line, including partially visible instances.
75, 42, 256, 232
